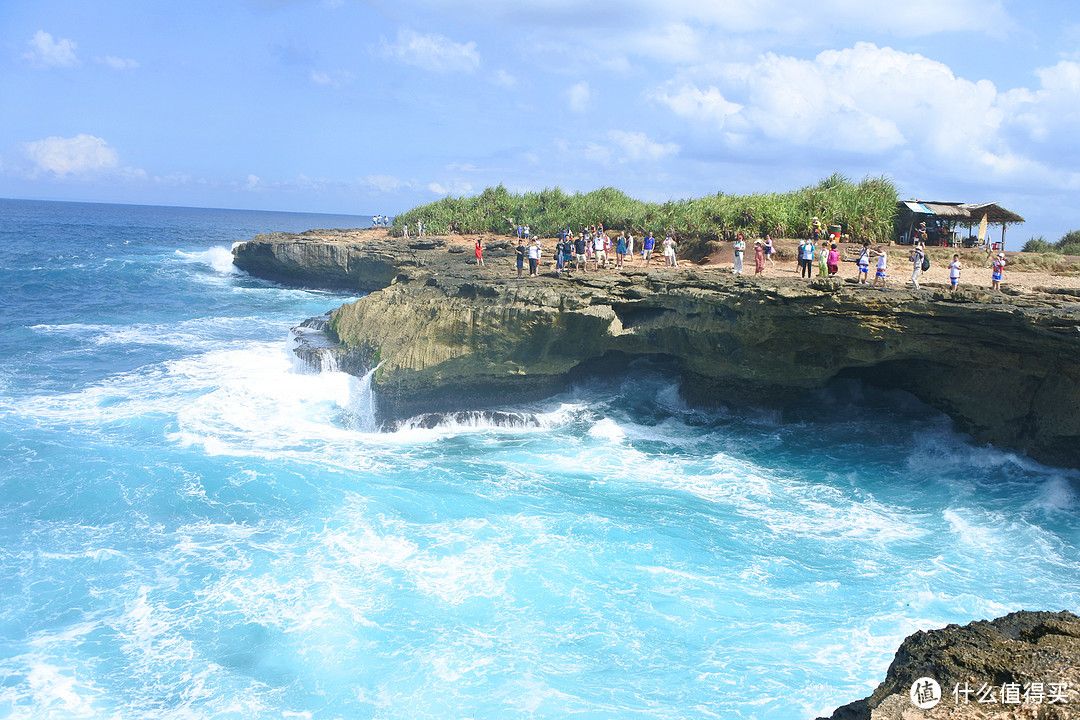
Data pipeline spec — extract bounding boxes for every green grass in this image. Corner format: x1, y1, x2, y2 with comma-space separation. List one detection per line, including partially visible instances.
393, 174, 900, 246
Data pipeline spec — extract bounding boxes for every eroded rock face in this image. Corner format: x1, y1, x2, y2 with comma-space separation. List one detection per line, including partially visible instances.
233, 231, 422, 290
233, 233, 1080, 468
819, 610, 1080, 720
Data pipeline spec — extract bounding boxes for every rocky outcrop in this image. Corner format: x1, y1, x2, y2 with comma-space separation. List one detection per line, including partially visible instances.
819, 610, 1080, 719
233, 231, 1080, 469
233, 231, 424, 290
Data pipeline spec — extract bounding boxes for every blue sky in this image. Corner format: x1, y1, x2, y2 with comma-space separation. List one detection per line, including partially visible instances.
2, 0, 1078, 243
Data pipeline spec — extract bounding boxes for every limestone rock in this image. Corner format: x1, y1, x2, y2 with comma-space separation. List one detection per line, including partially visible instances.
233, 233, 1080, 469
819, 611, 1080, 720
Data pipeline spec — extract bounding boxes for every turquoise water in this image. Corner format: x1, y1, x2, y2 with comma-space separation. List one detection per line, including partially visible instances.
0, 199, 1076, 719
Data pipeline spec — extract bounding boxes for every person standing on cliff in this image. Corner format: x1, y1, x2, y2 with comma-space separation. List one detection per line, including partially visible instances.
754, 240, 765, 275
798, 238, 815, 278
992, 252, 1005, 291
474, 237, 485, 267
949, 253, 962, 291
515, 238, 526, 278
872, 247, 887, 289
909, 241, 926, 290
553, 236, 566, 275
732, 233, 745, 274
574, 232, 588, 272
856, 242, 871, 284
663, 234, 676, 267
528, 238, 541, 276
764, 234, 776, 269
827, 243, 840, 276
643, 232, 656, 267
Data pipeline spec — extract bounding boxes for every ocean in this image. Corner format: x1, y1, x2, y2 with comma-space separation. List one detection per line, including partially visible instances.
0, 198, 1076, 720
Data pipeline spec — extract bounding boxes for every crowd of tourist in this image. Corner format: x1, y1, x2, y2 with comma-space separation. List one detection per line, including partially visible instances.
399, 218, 1007, 291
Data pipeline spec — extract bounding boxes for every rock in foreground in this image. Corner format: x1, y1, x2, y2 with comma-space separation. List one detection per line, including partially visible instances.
819, 610, 1080, 720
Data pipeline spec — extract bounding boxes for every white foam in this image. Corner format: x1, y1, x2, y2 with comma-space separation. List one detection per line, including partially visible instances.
173, 246, 238, 275
28, 316, 276, 352
587, 417, 626, 441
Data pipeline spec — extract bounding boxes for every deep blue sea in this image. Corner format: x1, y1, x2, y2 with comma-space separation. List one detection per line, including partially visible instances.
0, 199, 1077, 720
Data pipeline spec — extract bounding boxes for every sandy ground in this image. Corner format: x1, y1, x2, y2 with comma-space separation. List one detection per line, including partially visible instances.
357, 228, 1080, 293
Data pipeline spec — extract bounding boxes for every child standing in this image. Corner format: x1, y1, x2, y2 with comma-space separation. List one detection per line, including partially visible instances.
856, 242, 871, 284
872, 248, 887, 289
992, 253, 1005, 291
949, 254, 962, 291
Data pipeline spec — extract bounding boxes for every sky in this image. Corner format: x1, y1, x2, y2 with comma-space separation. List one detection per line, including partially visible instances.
2, 0, 1079, 244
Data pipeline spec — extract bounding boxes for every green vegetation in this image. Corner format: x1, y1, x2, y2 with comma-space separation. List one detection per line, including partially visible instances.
1022, 230, 1080, 256
393, 174, 900, 250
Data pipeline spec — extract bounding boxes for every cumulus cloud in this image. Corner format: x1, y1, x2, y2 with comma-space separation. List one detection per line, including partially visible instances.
608, 130, 679, 161
651, 83, 743, 128
22, 134, 121, 177
23, 30, 79, 68
651, 42, 1080, 188
95, 55, 139, 71
654, 44, 979, 154
567, 81, 591, 112
381, 29, 480, 73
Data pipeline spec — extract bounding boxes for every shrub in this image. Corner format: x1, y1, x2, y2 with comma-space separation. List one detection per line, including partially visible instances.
1022, 236, 1053, 253
393, 175, 900, 247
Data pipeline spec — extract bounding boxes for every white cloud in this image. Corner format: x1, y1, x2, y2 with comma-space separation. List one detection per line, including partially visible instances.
95, 56, 139, 71
608, 131, 679, 161
624, 22, 704, 64
491, 69, 517, 88
652, 42, 1080, 189
309, 69, 353, 87
567, 81, 590, 112
22, 135, 120, 177
23, 31, 79, 68
652, 83, 742, 128
583, 142, 612, 164
366, 174, 405, 192
381, 29, 480, 73
428, 180, 474, 195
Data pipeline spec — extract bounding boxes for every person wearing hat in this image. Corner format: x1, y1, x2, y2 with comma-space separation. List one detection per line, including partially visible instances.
991, 252, 1005, 291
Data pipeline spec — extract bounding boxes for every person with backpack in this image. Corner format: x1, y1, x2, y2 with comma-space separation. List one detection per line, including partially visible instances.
910, 241, 927, 290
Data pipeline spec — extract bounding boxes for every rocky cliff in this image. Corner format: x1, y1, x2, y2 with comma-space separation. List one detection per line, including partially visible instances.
819, 610, 1080, 719
233, 232, 1080, 469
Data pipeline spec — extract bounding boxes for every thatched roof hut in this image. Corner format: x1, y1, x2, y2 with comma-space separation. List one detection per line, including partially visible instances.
896, 201, 1025, 249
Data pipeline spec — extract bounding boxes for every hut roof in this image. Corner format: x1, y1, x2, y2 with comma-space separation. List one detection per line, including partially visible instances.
899, 200, 1025, 225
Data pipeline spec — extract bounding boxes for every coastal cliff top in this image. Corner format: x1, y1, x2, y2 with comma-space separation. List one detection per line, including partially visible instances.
250, 226, 1080, 297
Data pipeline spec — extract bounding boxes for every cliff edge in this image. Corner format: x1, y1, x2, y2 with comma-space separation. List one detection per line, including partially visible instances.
818, 610, 1080, 719
233, 232, 1080, 469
